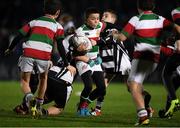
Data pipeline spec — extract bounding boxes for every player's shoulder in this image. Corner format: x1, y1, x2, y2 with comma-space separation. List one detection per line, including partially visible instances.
76, 24, 87, 31
104, 22, 118, 29
171, 7, 180, 15
56, 21, 64, 29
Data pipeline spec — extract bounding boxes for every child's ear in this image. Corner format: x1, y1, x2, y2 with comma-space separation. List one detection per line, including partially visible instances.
55, 10, 60, 18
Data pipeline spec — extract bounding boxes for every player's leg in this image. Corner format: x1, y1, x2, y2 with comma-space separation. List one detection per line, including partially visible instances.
162, 54, 180, 117
127, 59, 157, 126
43, 79, 72, 116
128, 81, 148, 126
88, 71, 106, 116
14, 74, 39, 115
92, 73, 114, 116
165, 72, 180, 111
30, 59, 50, 118
29, 73, 39, 94
172, 73, 180, 111
77, 70, 93, 116
159, 67, 180, 118
104, 73, 115, 87
19, 57, 35, 111
143, 90, 154, 117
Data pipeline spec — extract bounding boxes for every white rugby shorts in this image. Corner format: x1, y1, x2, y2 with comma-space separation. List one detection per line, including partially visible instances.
127, 59, 158, 84
18, 56, 51, 73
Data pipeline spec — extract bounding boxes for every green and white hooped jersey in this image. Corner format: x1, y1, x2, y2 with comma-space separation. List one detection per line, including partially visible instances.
19, 16, 64, 60
76, 22, 105, 59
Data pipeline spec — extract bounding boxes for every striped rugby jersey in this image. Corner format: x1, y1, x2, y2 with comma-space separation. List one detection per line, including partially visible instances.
76, 22, 105, 59
99, 22, 131, 74
48, 66, 75, 84
171, 7, 180, 25
19, 16, 64, 60
122, 11, 173, 62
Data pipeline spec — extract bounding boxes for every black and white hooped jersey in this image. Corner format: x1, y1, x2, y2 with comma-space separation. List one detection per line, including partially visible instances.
48, 66, 75, 84
99, 22, 131, 74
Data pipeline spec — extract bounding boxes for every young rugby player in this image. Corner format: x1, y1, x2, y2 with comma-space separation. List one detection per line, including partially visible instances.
5, 0, 75, 118
113, 0, 180, 125
75, 7, 106, 116
159, 1, 180, 118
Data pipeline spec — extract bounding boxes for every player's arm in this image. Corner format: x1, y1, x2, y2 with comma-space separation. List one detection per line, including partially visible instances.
57, 38, 69, 66
74, 55, 95, 67
5, 23, 31, 55
113, 32, 127, 42
113, 17, 136, 42
75, 55, 89, 62
56, 38, 76, 75
5, 32, 24, 55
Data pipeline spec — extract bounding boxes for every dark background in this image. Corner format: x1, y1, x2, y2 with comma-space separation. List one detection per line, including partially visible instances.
0, 0, 177, 81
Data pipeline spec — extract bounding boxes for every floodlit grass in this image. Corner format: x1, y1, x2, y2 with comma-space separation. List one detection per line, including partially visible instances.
0, 81, 179, 127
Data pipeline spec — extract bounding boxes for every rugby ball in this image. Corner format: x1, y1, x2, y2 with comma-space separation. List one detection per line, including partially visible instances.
71, 33, 92, 51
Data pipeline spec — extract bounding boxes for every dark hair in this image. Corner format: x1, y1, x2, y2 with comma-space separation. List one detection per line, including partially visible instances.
44, 0, 62, 15
137, 0, 155, 11
84, 7, 100, 20
104, 9, 118, 20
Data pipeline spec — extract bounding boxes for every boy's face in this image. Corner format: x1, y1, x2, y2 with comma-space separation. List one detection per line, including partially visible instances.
101, 12, 116, 24
86, 13, 100, 28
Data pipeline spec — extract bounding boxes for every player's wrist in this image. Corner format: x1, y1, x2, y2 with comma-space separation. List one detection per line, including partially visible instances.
87, 59, 95, 67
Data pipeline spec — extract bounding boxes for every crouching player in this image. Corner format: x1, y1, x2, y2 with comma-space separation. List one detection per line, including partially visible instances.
14, 60, 76, 116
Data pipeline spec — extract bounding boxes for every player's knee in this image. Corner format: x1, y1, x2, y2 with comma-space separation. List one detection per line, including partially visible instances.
127, 81, 141, 93
84, 85, 93, 92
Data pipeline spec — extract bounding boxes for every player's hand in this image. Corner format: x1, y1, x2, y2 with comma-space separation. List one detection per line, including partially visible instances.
67, 65, 76, 76
87, 59, 95, 67
112, 30, 119, 40
95, 56, 102, 65
4, 49, 12, 56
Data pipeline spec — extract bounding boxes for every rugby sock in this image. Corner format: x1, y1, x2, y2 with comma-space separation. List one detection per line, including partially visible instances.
36, 98, 44, 105
24, 92, 34, 107
96, 101, 103, 110
80, 101, 89, 108
137, 108, 148, 118
79, 96, 89, 108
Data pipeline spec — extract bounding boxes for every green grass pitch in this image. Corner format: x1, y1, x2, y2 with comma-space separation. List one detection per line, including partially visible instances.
0, 81, 179, 127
